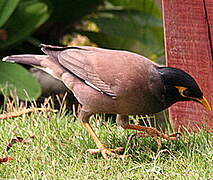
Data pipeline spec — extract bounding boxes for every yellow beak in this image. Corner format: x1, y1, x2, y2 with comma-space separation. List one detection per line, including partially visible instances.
197, 96, 212, 111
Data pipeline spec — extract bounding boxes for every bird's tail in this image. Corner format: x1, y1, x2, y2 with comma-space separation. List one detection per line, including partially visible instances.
2, 54, 48, 67
2, 54, 65, 80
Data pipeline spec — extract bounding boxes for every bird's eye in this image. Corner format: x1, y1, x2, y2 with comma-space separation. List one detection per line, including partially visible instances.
183, 89, 191, 97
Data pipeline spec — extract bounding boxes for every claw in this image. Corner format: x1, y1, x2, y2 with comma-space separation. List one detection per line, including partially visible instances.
154, 137, 162, 150
128, 132, 149, 141
87, 149, 102, 154
87, 147, 128, 159
128, 132, 162, 149
168, 132, 182, 140
128, 131, 181, 151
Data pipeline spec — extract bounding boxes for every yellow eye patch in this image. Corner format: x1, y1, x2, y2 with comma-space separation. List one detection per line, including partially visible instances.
175, 86, 187, 97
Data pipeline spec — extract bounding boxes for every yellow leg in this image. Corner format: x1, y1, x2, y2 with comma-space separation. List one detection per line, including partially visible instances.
79, 110, 126, 159
82, 122, 105, 150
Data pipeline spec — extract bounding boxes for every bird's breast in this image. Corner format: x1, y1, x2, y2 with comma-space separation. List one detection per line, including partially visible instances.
115, 90, 165, 115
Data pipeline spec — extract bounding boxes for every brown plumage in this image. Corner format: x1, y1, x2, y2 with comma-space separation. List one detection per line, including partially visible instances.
3, 44, 211, 159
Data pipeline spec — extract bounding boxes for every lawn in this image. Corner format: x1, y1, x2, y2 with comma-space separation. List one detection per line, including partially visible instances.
0, 107, 212, 179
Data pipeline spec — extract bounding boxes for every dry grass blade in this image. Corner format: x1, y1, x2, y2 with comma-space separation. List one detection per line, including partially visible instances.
0, 95, 57, 120
0, 107, 57, 120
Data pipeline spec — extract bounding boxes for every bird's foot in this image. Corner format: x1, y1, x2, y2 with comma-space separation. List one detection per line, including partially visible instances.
129, 129, 181, 141
87, 146, 128, 159
128, 128, 181, 150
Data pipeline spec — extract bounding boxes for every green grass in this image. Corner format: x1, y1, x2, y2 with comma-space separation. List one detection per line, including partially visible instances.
0, 109, 212, 179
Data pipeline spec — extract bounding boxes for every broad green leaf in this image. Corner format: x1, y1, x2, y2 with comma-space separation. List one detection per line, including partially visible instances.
100, 10, 162, 27
80, 0, 164, 59
0, 0, 51, 49
80, 31, 156, 58
0, 61, 41, 100
86, 9, 163, 58
107, 0, 162, 18
0, 0, 20, 27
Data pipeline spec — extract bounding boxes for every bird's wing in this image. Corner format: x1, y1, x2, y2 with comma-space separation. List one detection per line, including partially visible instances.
41, 45, 117, 97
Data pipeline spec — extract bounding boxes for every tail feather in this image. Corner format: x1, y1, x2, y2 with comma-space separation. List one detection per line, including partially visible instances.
2, 54, 48, 66
2, 54, 65, 79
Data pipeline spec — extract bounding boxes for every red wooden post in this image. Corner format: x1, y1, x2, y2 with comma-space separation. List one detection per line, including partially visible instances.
162, 0, 213, 132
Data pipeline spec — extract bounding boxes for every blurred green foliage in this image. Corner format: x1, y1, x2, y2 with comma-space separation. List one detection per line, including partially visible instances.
0, 0, 20, 27
84, 0, 163, 57
0, 0, 51, 49
0, 0, 163, 100
0, 61, 41, 100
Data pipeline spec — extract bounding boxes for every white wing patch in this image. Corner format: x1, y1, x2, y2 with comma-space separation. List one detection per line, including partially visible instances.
85, 80, 102, 93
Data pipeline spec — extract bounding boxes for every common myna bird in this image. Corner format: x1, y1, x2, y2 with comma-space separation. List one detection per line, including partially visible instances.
3, 45, 211, 159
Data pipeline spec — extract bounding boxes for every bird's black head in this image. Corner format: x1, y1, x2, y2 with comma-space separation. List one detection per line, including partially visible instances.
156, 67, 211, 110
